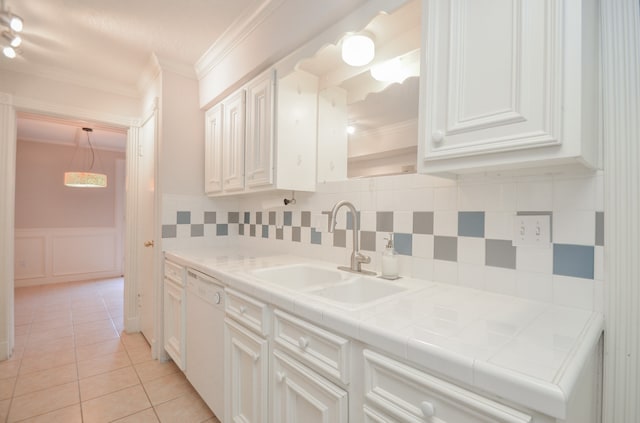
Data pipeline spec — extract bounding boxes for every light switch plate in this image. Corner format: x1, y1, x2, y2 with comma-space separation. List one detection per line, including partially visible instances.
513, 215, 551, 247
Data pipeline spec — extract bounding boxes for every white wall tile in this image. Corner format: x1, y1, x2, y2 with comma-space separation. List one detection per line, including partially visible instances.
360, 211, 376, 231
412, 234, 434, 259
433, 211, 458, 236
458, 184, 489, 211
434, 260, 458, 284
394, 211, 413, 233
410, 257, 434, 280
485, 212, 514, 240
516, 272, 553, 303
458, 263, 485, 290
516, 180, 553, 211
516, 246, 553, 274
457, 237, 485, 265
552, 275, 594, 310
484, 267, 517, 296
594, 246, 604, 281
485, 182, 517, 212
434, 187, 458, 211
553, 176, 596, 211
553, 211, 595, 245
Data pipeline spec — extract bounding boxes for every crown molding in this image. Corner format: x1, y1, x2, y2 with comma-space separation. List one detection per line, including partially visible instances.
194, 0, 285, 80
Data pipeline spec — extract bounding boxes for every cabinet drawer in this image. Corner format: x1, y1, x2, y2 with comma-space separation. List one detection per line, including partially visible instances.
274, 309, 350, 384
164, 260, 184, 285
363, 349, 532, 423
225, 288, 270, 336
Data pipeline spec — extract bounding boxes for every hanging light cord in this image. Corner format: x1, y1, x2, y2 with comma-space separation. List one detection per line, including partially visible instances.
84, 128, 96, 170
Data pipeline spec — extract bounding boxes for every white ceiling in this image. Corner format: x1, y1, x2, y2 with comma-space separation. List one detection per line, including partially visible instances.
4, 0, 259, 151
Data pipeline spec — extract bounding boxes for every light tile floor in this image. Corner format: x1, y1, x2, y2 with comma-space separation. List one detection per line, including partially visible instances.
1, 278, 221, 423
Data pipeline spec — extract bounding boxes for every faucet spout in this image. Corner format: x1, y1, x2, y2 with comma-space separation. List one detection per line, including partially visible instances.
328, 200, 375, 275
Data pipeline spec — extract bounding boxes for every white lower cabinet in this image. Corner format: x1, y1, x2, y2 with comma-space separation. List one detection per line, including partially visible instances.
363, 349, 534, 423
272, 349, 348, 423
163, 260, 185, 370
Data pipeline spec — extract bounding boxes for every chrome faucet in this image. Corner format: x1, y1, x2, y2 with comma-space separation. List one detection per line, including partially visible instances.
328, 200, 376, 275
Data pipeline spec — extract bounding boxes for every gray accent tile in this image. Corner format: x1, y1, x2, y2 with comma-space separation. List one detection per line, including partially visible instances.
276, 228, 284, 240
177, 211, 190, 224
434, 236, 457, 262
284, 211, 292, 226
204, 212, 216, 224
413, 211, 434, 235
239, 224, 245, 236
244, 212, 250, 224
228, 212, 239, 224
216, 224, 228, 236
553, 244, 594, 279
256, 212, 263, 224
360, 231, 376, 252
162, 225, 176, 238
485, 239, 516, 269
301, 211, 311, 227
311, 228, 322, 245
262, 225, 269, 238
394, 233, 413, 256
458, 212, 485, 238
269, 211, 276, 226
191, 224, 204, 237
333, 229, 346, 248
292, 227, 301, 242
595, 212, 604, 246
250, 224, 256, 237
376, 211, 393, 232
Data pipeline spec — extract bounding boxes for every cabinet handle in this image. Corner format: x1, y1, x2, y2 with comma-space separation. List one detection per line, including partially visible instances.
432, 130, 444, 144
298, 336, 310, 350
239, 305, 247, 314
420, 401, 435, 418
276, 371, 286, 383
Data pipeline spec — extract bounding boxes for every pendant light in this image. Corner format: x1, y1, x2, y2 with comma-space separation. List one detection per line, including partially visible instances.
64, 127, 108, 188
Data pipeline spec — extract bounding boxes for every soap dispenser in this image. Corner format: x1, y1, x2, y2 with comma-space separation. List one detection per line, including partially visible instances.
381, 233, 399, 279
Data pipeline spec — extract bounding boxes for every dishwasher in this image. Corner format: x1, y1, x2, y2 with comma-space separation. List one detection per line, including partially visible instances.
185, 268, 225, 420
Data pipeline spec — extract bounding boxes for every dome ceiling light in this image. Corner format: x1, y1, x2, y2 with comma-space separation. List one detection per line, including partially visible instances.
341, 32, 375, 67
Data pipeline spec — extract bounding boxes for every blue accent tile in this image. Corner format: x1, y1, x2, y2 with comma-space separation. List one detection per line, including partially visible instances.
284, 211, 292, 226
216, 224, 228, 236
394, 233, 413, 256
244, 212, 250, 224
553, 244, 594, 279
177, 211, 191, 224
458, 212, 485, 238
191, 224, 204, 237
162, 225, 176, 238
311, 228, 322, 245
262, 225, 269, 238
346, 211, 360, 230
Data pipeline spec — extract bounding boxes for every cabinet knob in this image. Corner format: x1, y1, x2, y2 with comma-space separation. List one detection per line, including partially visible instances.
239, 305, 247, 314
432, 130, 444, 144
144, 240, 154, 247
213, 292, 221, 305
277, 371, 286, 383
420, 401, 435, 418
298, 336, 310, 350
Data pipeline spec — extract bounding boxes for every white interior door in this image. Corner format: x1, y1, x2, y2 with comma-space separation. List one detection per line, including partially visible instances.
138, 112, 157, 346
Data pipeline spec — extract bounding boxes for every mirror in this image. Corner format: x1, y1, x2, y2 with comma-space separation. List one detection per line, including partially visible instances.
296, 0, 421, 181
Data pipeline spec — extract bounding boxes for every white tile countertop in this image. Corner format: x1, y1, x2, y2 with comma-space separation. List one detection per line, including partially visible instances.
165, 247, 603, 420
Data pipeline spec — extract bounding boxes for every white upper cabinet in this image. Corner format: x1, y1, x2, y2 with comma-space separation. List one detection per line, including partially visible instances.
204, 68, 318, 196
419, 0, 599, 174
222, 90, 246, 193
245, 70, 275, 189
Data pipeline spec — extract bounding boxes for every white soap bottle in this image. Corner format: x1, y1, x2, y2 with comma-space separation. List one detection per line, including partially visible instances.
381, 233, 399, 279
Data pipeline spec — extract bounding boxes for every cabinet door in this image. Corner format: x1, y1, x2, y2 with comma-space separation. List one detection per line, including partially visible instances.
245, 70, 275, 189
222, 90, 246, 192
204, 104, 223, 194
163, 279, 184, 370
225, 317, 268, 423
272, 350, 348, 423
421, 0, 562, 164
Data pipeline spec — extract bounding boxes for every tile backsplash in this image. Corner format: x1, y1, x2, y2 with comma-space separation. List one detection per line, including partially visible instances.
162, 171, 604, 311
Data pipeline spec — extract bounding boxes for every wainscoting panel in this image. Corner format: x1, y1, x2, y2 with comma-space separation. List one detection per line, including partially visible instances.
15, 227, 123, 287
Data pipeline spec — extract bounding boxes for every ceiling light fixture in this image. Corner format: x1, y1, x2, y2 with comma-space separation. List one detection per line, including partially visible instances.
341, 32, 375, 67
64, 128, 108, 188
0, 1, 23, 59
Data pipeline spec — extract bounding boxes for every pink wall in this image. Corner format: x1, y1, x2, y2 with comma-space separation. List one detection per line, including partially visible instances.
15, 140, 125, 228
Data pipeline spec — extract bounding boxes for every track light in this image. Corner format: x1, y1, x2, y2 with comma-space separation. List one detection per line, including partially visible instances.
2, 45, 14, 58
0, 11, 22, 32
2, 30, 20, 47
0, 4, 23, 59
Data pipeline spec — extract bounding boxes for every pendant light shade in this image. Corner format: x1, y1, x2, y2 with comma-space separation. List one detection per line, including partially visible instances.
64, 127, 108, 188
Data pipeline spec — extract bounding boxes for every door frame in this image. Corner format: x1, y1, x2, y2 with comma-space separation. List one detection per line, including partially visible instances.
0, 92, 145, 360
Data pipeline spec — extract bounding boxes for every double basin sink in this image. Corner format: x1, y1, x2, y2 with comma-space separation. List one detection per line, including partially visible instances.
250, 264, 409, 308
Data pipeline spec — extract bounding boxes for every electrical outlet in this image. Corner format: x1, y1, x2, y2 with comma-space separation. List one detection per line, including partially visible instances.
513, 215, 551, 247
